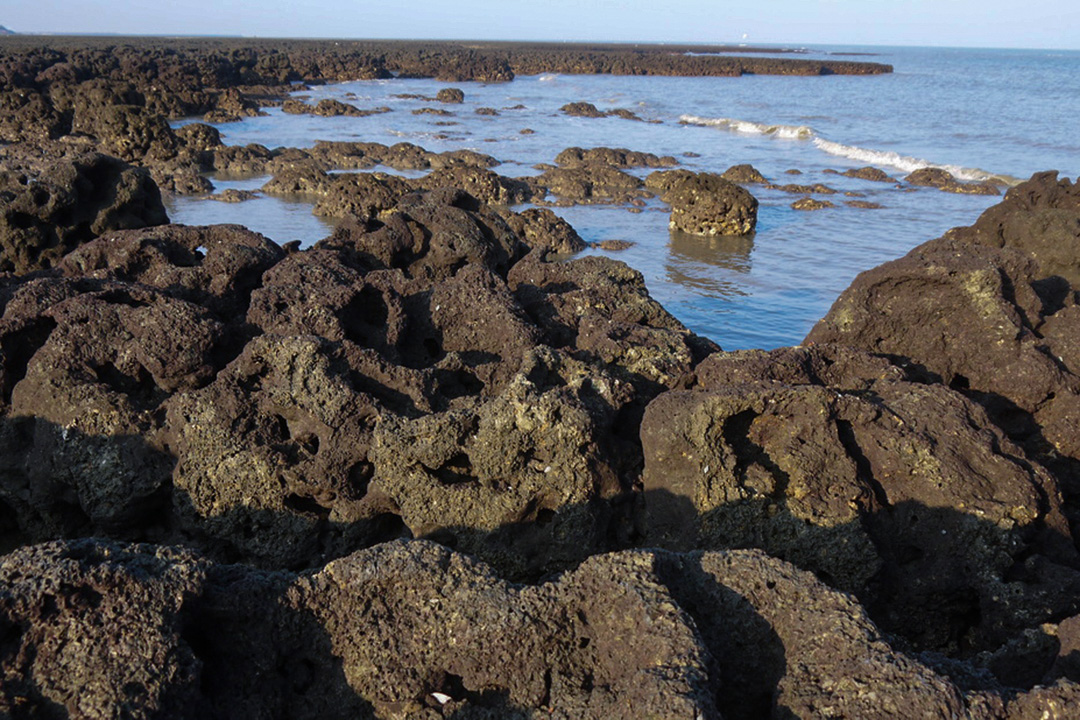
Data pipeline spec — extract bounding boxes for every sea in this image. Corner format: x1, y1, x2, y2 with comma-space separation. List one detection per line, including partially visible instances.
167, 45, 1080, 351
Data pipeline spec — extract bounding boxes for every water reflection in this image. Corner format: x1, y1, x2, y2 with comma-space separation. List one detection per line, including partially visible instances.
665, 229, 755, 298
163, 176, 335, 248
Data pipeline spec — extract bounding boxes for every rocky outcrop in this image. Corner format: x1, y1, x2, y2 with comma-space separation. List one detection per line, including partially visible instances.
0, 145, 168, 274
554, 146, 678, 169
435, 87, 465, 103
641, 343, 1080, 654
666, 172, 758, 236
906, 167, 1002, 195
2, 538, 1076, 720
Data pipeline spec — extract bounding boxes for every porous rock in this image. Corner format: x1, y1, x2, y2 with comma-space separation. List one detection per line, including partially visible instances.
1, 148, 168, 274
666, 172, 758, 236
641, 343, 1080, 653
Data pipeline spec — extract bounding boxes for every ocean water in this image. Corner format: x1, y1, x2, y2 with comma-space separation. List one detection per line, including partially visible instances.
167, 45, 1080, 350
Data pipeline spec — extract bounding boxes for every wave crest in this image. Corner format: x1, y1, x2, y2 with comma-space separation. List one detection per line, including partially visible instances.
680, 114, 1019, 185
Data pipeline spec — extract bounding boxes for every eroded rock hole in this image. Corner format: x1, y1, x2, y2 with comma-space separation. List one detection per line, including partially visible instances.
432, 452, 476, 485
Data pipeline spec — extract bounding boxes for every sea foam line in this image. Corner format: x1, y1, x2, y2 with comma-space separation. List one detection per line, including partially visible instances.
679, 114, 1020, 185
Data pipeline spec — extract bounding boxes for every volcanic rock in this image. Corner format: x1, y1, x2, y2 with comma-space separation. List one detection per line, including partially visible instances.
641, 343, 1080, 653
666, 172, 758, 236
436, 87, 465, 103
0, 148, 168, 274
906, 167, 1001, 195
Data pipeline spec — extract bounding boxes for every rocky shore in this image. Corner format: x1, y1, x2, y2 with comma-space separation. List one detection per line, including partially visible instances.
2, 38, 1079, 720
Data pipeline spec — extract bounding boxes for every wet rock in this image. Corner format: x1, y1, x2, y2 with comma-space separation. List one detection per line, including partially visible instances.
666, 172, 758, 236
0, 148, 168, 274
906, 167, 1001, 195
592, 239, 634, 251
435, 87, 465, 103
313, 98, 366, 117
843, 166, 897, 183
312, 171, 412, 220
412, 107, 453, 116
475, 106, 499, 115
791, 196, 835, 210
416, 166, 533, 206
641, 344, 1080, 653
173, 124, 222, 153
211, 143, 274, 176
261, 164, 332, 196
722, 163, 768, 184
207, 189, 258, 203
72, 104, 182, 164
770, 182, 838, 195
560, 101, 606, 118
555, 146, 678, 169
280, 98, 311, 115
534, 165, 647, 205
847, 200, 884, 209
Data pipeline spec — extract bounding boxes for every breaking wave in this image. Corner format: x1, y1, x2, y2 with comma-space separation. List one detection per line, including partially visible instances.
680, 114, 1020, 185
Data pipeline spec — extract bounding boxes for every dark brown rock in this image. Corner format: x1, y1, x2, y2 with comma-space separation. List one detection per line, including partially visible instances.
642, 344, 1080, 653
791, 196, 835, 210
560, 101, 606, 118
842, 166, 897, 183
666, 172, 758, 236
502, 207, 587, 256
0, 148, 168, 274
555, 146, 678, 169
906, 167, 1002, 195
435, 87, 465, 103
722, 163, 768, 184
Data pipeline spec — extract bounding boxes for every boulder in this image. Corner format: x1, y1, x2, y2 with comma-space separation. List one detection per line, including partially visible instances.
435, 87, 465, 103
641, 344, 1080, 653
666, 172, 758, 236
1, 148, 167, 274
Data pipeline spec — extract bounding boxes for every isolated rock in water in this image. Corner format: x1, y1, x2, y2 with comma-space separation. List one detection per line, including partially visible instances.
666, 172, 758, 235
312, 171, 412, 220
555, 146, 678, 169
534, 164, 647, 204
435, 87, 465, 103
0, 149, 167, 274
791, 196, 835, 210
641, 344, 1080, 653
174, 122, 223, 152
722, 163, 768, 184
843, 166, 897, 183
560, 101, 606, 118
906, 166, 1001, 195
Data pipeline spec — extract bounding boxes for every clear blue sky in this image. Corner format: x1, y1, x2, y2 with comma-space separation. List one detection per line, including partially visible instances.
3, 0, 1078, 50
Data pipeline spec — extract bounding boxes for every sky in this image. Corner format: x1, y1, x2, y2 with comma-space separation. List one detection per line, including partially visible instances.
2, 0, 1078, 50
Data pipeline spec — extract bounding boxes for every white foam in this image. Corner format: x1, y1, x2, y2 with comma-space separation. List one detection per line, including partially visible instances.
681, 114, 1020, 185
680, 114, 813, 139
538, 74, 558, 82
813, 138, 1020, 184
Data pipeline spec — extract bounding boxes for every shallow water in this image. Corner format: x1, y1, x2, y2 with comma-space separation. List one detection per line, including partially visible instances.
167, 45, 1080, 350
